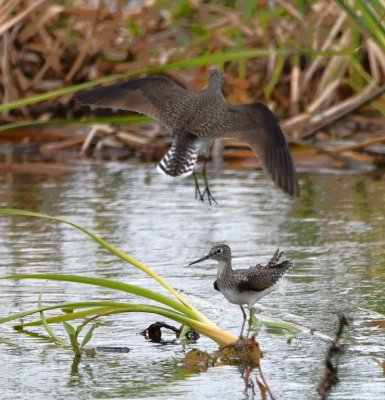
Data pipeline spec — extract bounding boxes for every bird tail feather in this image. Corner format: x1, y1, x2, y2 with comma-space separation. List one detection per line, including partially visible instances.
157, 132, 199, 177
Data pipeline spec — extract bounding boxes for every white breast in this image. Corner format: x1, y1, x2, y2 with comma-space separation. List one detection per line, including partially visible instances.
220, 286, 273, 307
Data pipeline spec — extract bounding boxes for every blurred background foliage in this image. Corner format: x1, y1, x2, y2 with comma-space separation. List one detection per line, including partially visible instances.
1, 0, 385, 166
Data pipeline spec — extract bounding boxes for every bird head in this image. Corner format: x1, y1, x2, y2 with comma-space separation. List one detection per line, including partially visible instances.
189, 243, 231, 265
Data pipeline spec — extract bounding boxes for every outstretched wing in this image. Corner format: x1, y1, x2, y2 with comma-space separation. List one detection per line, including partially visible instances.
74, 76, 195, 121
223, 103, 299, 197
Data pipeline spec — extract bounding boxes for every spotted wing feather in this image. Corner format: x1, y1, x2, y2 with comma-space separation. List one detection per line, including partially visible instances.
74, 76, 194, 121
237, 260, 292, 293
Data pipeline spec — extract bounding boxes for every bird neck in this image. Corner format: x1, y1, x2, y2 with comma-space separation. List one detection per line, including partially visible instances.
206, 76, 224, 95
217, 259, 233, 282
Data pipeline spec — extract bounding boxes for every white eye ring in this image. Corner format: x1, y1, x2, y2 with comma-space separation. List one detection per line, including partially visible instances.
216, 248, 223, 254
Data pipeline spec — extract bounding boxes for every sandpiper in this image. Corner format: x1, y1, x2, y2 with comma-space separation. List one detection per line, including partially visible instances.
189, 244, 292, 338
74, 69, 299, 200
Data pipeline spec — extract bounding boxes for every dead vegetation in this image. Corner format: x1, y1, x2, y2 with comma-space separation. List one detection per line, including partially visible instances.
1, 0, 385, 171
318, 314, 350, 400
184, 335, 274, 398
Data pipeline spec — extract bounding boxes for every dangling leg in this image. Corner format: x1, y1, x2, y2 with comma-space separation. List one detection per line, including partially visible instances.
193, 171, 204, 201
239, 305, 247, 339
201, 157, 217, 205
158, 132, 205, 202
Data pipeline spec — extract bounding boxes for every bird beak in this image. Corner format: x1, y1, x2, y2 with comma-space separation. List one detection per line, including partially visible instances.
188, 253, 211, 266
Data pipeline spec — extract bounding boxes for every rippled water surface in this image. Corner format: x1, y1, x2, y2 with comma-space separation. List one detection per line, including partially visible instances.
0, 162, 384, 400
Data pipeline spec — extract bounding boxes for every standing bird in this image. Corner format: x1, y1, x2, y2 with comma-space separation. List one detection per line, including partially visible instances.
74, 69, 299, 200
189, 244, 292, 339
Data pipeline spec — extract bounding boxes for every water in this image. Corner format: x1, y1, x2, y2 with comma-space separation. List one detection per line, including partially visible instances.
0, 162, 384, 400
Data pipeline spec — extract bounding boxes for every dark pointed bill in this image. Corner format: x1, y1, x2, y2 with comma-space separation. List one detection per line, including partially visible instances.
188, 253, 211, 266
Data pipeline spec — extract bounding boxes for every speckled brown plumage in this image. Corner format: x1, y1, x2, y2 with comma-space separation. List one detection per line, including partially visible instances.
189, 244, 292, 338
74, 69, 299, 196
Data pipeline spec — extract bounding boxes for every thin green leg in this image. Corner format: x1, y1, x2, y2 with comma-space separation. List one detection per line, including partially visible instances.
239, 305, 247, 339
247, 307, 255, 336
193, 172, 204, 201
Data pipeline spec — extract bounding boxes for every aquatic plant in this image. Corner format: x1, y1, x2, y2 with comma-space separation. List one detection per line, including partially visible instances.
0, 208, 238, 347
0, 208, 305, 351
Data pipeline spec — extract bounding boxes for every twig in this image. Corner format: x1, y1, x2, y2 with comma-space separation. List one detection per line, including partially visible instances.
291, 138, 377, 165
65, 2, 102, 82
329, 134, 385, 154
318, 313, 350, 399
301, 12, 346, 90
258, 364, 276, 400
0, 0, 46, 36
302, 85, 385, 140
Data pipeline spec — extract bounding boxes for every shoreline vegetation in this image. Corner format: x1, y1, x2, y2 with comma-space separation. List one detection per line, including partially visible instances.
0, 207, 346, 397
0, 0, 384, 173
1, 2, 382, 396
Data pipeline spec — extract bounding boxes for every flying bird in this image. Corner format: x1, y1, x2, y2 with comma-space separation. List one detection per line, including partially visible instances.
74, 69, 299, 201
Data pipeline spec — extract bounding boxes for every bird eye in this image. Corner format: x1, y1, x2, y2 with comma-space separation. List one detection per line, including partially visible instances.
216, 248, 223, 254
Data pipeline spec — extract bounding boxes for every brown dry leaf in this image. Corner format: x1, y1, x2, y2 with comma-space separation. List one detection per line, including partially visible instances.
225, 75, 253, 104
363, 320, 385, 329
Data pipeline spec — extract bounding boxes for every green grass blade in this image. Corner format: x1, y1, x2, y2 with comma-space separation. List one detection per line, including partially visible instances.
19, 305, 183, 326
337, 0, 385, 49
0, 50, 277, 113
0, 115, 151, 133
0, 301, 132, 324
81, 323, 100, 349
336, 0, 370, 33
2, 301, 185, 327
0, 48, 354, 113
16, 303, 237, 346
0, 208, 212, 324
0, 273, 199, 319
252, 317, 303, 335
0, 210, 238, 346
356, 2, 385, 48
63, 321, 76, 336
264, 51, 286, 101
1, 299, 237, 346
38, 286, 67, 346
